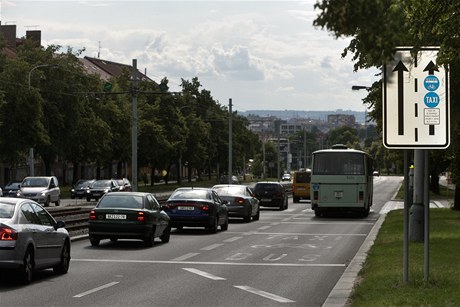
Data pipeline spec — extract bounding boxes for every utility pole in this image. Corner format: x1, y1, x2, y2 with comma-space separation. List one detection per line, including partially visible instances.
228, 99, 232, 183
131, 59, 138, 192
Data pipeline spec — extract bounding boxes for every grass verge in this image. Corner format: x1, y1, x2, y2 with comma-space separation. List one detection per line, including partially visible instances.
349, 208, 460, 306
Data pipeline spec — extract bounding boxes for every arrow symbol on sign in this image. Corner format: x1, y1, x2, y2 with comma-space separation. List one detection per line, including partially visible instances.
423, 61, 438, 75
393, 61, 408, 135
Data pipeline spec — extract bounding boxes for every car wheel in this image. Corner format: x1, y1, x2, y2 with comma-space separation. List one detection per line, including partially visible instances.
209, 216, 219, 233
144, 228, 156, 247
89, 236, 100, 247
44, 196, 50, 207
53, 242, 70, 275
221, 215, 229, 231
160, 226, 171, 243
253, 208, 260, 221
19, 247, 34, 284
243, 211, 251, 223
54, 197, 60, 206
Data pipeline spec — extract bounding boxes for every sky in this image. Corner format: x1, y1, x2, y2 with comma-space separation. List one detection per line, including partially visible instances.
0, 0, 379, 112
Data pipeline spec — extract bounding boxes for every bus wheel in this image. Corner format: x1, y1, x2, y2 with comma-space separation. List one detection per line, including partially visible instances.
314, 209, 321, 217
362, 205, 370, 217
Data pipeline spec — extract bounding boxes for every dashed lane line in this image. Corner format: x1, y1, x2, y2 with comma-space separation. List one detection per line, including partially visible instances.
183, 268, 226, 280
73, 281, 119, 298
234, 285, 296, 303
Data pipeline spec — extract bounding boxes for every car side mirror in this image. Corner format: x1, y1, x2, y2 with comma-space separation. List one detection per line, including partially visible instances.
55, 220, 66, 230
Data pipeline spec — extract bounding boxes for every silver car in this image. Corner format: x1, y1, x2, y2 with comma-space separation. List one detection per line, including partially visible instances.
17, 176, 61, 207
0, 198, 70, 284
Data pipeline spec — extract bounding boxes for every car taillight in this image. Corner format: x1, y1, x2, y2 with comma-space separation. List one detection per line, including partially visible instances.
137, 211, 145, 222
201, 205, 209, 211
89, 210, 96, 220
236, 197, 245, 204
0, 226, 18, 241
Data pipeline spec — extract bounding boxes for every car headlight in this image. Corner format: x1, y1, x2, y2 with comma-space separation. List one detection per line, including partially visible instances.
16, 191, 22, 197
71, 189, 75, 193
40, 191, 47, 197
104, 188, 109, 193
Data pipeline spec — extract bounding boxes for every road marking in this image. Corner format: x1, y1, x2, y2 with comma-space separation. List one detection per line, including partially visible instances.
72, 258, 345, 267
234, 285, 295, 303
200, 243, 224, 250
73, 281, 119, 298
223, 236, 243, 242
171, 253, 200, 261
250, 231, 367, 237
183, 268, 226, 280
257, 226, 272, 230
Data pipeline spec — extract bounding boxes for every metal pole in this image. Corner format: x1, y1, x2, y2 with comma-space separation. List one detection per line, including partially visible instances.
403, 150, 409, 283
131, 59, 138, 192
277, 121, 280, 181
228, 99, 232, 183
410, 149, 424, 242
424, 150, 430, 281
262, 141, 266, 180
303, 128, 306, 169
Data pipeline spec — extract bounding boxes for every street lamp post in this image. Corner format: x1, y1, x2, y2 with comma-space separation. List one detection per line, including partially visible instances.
27, 64, 58, 176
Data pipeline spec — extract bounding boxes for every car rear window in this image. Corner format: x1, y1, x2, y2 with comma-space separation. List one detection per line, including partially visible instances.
213, 186, 245, 195
97, 195, 143, 209
170, 189, 210, 200
254, 184, 279, 192
0, 203, 15, 218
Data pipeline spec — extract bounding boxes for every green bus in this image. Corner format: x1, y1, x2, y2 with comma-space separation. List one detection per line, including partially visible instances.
310, 145, 374, 217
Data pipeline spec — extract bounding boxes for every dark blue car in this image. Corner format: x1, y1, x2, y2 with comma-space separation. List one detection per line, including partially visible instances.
162, 187, 229, 233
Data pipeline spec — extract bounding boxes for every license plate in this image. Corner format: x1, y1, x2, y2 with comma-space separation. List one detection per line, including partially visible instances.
334, 191, 343, 198
106, 214, 126, 220
178, 206, 194, 210
261, 198, 271, 202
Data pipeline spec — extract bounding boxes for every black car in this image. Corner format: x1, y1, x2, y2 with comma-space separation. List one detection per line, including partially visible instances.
212, 184, 260, 222
71, 179, 94, 199
86, 179, 119, 202
88, 192, 171, 247
2, 181, 22, 197
162, 187, 229, 233
253, 181, 288, 210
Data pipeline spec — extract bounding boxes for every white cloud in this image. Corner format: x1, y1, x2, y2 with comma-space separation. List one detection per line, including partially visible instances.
1, 1, 379, 111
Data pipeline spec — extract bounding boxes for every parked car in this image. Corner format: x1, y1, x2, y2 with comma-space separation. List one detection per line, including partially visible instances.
162, 187, 229, 233
88, 192, 170, 247
71, 179, 95, 199
17, 176, 60, 207
253, 181, 288, 210
212, 184, 260, 222
281, 173, 292, 181
3, 181, 22, 197
86, 179, 119, 202
219, 175, 240, 184
114, 178, 132, 192
0, 198, 70, 284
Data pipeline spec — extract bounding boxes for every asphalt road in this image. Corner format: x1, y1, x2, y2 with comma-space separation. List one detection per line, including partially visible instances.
0, 176, 402, 307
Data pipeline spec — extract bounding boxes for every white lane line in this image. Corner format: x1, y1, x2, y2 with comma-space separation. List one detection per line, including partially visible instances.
200, 243, 224, 250
234, 285, 295, 303
258, 226, 272, 230
183, 268, 226, 280
72, 259, 345, 267
73, 281, 119, 298
171, 253, 200, 261
223, 236, 243, 242
250, 232, 367, 237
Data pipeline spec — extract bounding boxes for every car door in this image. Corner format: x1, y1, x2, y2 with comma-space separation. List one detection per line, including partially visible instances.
30, 202, 63, 266
19, 203, 48, 268
212, 191, 227, 224
246, 187, 259, 215
147, 194, 168, 236
49, 177, 60, 203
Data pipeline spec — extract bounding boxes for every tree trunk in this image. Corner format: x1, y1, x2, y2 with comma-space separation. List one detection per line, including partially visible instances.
430, 174, 440, 195
454, 186, 460, 210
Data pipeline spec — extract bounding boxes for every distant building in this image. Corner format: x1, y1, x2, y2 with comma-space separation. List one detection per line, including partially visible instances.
327, 114, 356, 127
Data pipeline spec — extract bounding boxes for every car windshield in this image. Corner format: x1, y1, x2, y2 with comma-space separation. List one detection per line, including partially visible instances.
170, 189, 210, 200
214, 186, 245, 195
255, 184, 279, 192
0, 202, 15, 219
21, 178, 49, 187
97, 195, 143, 209
92, 180, 111, 188
75, 180, 91, 187
4, 182, 21, 189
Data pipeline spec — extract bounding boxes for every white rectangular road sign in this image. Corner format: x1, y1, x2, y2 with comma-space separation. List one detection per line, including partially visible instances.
383, 47, 450, 149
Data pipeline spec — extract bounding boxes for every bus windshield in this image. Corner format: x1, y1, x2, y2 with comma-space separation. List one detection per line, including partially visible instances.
313, 152, 364, 175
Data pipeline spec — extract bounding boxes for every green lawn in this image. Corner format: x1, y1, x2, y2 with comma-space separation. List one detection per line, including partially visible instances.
349, 208, 460, 306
